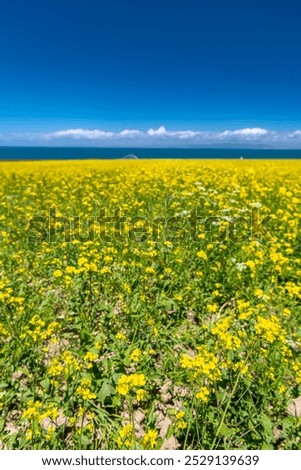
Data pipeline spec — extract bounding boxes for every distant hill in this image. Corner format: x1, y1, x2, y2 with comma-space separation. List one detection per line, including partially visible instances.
121, 154, 138, 159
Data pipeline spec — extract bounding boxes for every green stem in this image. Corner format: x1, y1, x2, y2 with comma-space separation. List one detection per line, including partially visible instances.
210, 370, 242, 450
183, 395, 196, 450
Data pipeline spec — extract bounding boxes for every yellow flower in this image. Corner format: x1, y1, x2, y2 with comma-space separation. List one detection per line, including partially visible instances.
232, 361, 249, 375
282, 308, 291, 317
175, 294, 183, 302
176, 411, 185, 420
48, 358, 64, 377
84, 351, 98, 368
131, 373, 146, 387
196, 250, 208, 260
116, 424, 134, 448
61, 351, 81, 371
142, 429, 158, 449
195, 386, 210, 402
116, 332, 126, 341
136, 389, 146, 401
116, 373, 146, 395
53, 269, 63, 278
22, 400, 43, 420
25, 429, 33, 441
175, 410, 187, 430
64, 275, 72, 285
145, 267, 156, 274
78, 257, 88, 266
207, 303, 218, 313
122, 282, 132, 293
181, 347, 221, 382
46, 426, 55, 440
49, 407, 59, 420
130, 348, 141, 362
255, 315, 282, 343
116, 375, 131, 395
0, 323, 10, 337
76, 378, 96, 400
176, 420, 187, 430
278, 385, 286, 394
245, 260, 255, 271
153, 327, 158, 336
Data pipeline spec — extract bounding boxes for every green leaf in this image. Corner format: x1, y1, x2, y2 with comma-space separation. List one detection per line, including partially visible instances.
207, 411, 217, 424
219, 423, 233, 437
260, 415, 273, 436
98, 381, 114, 402
166, 424, 174, 440
40, 378, 50, 391
80, 434, 90, 447
261, 442, 273, 450
123, 358, 130, 367
0, 418, 5, 433
282, 416, 295, 436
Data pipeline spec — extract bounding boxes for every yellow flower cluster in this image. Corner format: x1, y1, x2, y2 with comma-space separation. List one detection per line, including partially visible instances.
142, 429, 158, 449
22, 401, 60, 422
211, 317, 242, 350
130, 348, 141, 363
84, 351, 98, 369
0, 323, 10, 337
76, 377, 96, 400
195, 386, 210, 402
181, 346, 221, 381
20, 316, 60, 343
22, 400, 43, 420
116, 424, 134, 448
48, 350, 81, 381
254, 315, 284, 343
116, 373, 146, 396
175, 410, 187, 430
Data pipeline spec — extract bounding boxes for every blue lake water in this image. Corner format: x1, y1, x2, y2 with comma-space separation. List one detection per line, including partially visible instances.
0, 147, 301, 160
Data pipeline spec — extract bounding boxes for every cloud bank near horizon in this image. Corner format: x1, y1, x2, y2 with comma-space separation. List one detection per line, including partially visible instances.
1, 126, 301, 147
44, 126, 273, 142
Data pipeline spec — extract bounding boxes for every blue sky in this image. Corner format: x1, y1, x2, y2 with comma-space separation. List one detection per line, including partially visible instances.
0, 0, 301, 147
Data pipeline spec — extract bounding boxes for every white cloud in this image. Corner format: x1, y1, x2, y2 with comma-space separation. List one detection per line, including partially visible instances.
3, 126, 300, 147
146, 127, 202, 139
288, 130, 301, 138
45, 129, 114, 139
143, 126, 270, 141
218, 128, 269, 138
174, 130, 201, 139
44, 126, 272, 142
118, 129, 142, 137
147, 126, 169, 136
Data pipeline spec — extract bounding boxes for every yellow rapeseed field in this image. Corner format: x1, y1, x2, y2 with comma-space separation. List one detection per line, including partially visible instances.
0, 159, 300, 449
